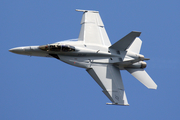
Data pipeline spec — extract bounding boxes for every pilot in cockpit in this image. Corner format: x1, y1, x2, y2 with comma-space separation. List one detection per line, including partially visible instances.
39, 44, 75, 52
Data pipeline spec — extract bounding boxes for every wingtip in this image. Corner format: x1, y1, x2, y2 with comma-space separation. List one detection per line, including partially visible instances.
75, 9, 99, 13
148, 85, 158, 89
106, 103, 129, 106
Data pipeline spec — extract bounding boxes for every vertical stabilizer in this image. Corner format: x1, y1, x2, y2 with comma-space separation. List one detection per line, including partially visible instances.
127, 37, 142, 54
109, 31, 141, 51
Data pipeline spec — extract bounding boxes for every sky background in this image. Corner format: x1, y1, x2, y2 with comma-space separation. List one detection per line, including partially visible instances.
1, 0, 180, 120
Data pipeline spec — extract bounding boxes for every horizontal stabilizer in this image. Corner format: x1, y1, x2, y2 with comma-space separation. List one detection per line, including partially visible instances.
126, 68, 157, 89
109, 31, 141, 51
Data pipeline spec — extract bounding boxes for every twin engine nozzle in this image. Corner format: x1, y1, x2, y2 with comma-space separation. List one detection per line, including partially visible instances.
126, 61, 147, 69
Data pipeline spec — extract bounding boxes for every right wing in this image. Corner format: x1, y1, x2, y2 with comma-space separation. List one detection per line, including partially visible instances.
86, 64, 129, 105
76, 9, 111, 46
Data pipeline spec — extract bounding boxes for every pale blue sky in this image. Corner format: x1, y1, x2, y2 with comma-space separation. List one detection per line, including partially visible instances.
1, 0, 180, 119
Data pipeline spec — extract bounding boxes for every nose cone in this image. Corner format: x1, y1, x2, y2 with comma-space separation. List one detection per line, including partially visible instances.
9, 47, 24, 54
9, 46, 45, 56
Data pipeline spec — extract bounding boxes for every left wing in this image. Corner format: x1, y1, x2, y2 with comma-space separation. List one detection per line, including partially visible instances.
86, 64, 129, 105
76, 9, 111, 46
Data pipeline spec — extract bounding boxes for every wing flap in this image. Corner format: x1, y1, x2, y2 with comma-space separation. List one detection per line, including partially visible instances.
87, 64, 129, 105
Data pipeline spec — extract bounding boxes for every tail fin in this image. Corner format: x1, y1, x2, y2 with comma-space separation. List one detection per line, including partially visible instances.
127, 37, 142, 54
109, 31, 141, 51
126, 68, 157, 89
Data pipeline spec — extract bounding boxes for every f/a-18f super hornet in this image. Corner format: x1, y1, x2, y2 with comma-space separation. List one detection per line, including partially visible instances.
9, 9, 157, 106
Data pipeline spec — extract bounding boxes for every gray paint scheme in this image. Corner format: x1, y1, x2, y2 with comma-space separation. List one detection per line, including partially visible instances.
9, 9, 157, 106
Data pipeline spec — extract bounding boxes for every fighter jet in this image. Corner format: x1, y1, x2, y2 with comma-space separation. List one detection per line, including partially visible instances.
9, 9, 157, 106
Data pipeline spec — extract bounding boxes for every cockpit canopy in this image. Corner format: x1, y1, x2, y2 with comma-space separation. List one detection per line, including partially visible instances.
39, 44, 75, 52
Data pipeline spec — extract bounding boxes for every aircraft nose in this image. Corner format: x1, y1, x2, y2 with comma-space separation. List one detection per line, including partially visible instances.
9, 46, 42, 55
9, 47, 24, 54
